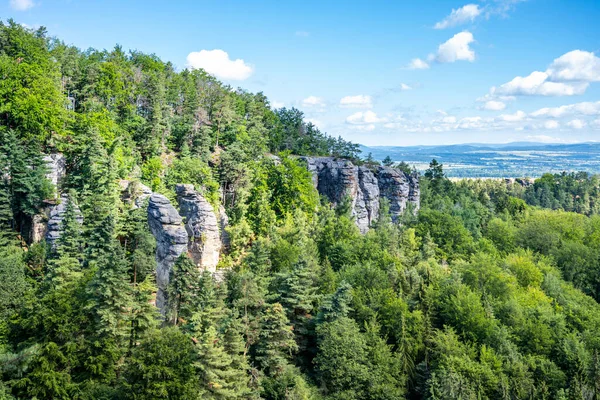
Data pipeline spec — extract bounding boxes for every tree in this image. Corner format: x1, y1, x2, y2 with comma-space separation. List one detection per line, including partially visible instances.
166, 254, 201, 326
255, 303, 298, 377
121, 327, 198, 399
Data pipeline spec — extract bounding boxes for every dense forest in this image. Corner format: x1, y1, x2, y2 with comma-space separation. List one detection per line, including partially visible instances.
5, 19, 600, 400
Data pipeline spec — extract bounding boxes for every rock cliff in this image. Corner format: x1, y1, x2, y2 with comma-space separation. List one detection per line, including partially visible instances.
175, 184, 222, 273
147, 194, 188, 312
45, 194, 83, 249
43, 153, 66, 190
303, 157, 419, 233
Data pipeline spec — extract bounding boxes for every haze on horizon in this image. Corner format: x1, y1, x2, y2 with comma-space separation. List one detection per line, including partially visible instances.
5, 0, 600, 146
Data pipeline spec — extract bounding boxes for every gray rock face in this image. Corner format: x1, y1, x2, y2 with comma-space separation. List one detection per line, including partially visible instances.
43, 153, 66, 190
147, 194, 188, 312
303, 157, 420, 232
175, 184, 222, 273
45, 194, 83, 250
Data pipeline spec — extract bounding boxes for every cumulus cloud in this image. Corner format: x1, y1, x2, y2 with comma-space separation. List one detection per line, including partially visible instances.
483, 100, 506, 111
346, 111, 385, 125
340, 95, 373, 108
487, 50, 600, 98
434, 4, 482, 29
302, 96, 325, 107
499, 110, 526, 122
400, 83, 413, 90
546, 50, 600, 82
492, 71, 588, 96
530, 101, 600, 118
434, 31, 476, 63
186, 49, 253, 80
407, 58, 430, 70
10, 0, 34, 10
544, 120, 560, 129
567, 119, 586, 129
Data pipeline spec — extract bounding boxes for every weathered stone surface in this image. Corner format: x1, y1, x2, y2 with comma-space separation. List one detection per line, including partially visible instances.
303, 157, 420, 232
45, 194, 83, 249
147, 194, 188, 312
175, 184, 221, 273
30, 214, 48, 244
43, 153, 66, 190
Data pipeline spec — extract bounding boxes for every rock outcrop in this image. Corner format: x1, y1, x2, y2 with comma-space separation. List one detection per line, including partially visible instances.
43, 153, 66, 189
303, 157, 419, 233
45, 194, 83, 249
147, 194, 188, 312
175, 184, 222, 273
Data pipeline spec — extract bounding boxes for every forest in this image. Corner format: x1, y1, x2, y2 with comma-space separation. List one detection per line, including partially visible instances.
5, 19, 600, 400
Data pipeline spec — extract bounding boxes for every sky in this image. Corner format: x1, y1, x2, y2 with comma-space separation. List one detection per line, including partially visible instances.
3, 0, 600, 146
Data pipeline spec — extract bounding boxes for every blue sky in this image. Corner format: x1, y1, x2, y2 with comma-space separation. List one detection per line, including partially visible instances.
4, 0, 600, 145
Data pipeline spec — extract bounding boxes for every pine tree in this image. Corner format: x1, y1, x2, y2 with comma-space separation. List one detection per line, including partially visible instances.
84, 217, 133, 380
195, 325, 250, 399
46, 191, 83, 288
316, 281, 353, 324
166, 254, 201, 326
255, 303, 298, 377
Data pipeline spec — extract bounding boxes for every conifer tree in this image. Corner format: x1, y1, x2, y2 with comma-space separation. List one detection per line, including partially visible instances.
166, 254, 201, 326
255, 303, 298, 377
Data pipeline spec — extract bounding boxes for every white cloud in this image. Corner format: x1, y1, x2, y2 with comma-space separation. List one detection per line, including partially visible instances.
566, 119, 586, 129
302, 96, 325, 107
400, 83, 413, 91
493, 71, 588, 96
483, 100, 506, 111
186, 49, 253, 80
340, 95, 373, 108
546, 50, 600, 82
544, 120, 560, 129
592, 119, 600, 129
530, 101, 600, 118
499, 110, 526, 122
407, 58, 430, 70
271, 101, 285, 109
434, 31, 476, 63
346, 111, 385, 125
10, 0, 34, 10
434, 4, 482, 29
295, 31, 310, 37
487, 50, 600, 98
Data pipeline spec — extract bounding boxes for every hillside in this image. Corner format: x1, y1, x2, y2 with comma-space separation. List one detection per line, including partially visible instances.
5, 20, 600, 400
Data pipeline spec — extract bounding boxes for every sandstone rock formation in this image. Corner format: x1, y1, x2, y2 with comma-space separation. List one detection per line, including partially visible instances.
43, 153, 66, 190
303, 157, 419, 233
147, 194, 188, 312
175, 184, 222, 273
45, 194, 83, 249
